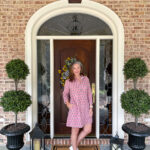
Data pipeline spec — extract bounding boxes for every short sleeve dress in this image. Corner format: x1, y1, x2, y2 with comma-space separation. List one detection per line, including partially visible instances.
63, 76, 93, 128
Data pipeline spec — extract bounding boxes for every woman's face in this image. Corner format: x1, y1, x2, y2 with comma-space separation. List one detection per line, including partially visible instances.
72, 63, 81, 76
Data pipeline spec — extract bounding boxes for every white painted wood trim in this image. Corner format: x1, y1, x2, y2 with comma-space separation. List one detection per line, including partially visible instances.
112, 34, 118, 136
32, 36, 38, 127
25, 0, 124, 139
50, 39, 54, 138
96, 39, 100, 139
117, 24, 125, 138
36, 36, 114, 40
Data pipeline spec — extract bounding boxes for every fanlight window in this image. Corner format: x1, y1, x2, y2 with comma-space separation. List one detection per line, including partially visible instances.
38, 13, 112, 35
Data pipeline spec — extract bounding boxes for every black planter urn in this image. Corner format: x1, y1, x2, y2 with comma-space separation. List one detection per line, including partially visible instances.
122, 122, 150, 150
0, 123, 30, 150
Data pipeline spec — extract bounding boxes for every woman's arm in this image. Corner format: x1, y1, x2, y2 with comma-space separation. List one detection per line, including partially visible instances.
63, 79, 70, 104
86, 77, 93, 117
87, 77, 93, 108
63, 80, 72, 109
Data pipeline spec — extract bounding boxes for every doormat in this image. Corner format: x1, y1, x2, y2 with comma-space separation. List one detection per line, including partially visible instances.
52, 145, 100, 150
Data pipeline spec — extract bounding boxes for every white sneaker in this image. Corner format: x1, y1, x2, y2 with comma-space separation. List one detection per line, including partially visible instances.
69, 146, 73, 150
69, 146, 79, 150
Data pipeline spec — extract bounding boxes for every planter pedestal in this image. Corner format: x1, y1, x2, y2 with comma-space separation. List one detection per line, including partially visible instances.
0, 123, 30, 150
6, 134, 24, 150
122, 122, 150, 150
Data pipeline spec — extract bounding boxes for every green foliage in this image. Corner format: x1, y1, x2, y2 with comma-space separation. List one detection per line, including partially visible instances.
121, 89, 150, 117
123, 58, 148, 80
6, 59, 29, 81
0, 90, 32, 114
121, 58, 150, 124
0, 59, 31, 124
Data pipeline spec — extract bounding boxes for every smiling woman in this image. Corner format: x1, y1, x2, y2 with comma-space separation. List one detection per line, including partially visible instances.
63, 61, 93, 150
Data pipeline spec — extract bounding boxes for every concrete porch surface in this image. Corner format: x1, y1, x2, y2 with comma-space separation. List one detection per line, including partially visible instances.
0, 145, 150, 150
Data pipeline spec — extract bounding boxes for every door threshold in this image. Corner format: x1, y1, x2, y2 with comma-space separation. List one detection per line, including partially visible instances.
54, 135, 96, 139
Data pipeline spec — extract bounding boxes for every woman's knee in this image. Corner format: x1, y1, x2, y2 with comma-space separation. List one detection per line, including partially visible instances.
83, 127, 92, 134
71, 128, 79, 135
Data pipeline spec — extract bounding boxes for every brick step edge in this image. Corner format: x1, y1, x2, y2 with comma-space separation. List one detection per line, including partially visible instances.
45, 138, 110, 145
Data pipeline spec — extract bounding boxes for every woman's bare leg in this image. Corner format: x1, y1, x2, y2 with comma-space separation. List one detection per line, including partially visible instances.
77, 124, 92, 146
71, 127, 79, 150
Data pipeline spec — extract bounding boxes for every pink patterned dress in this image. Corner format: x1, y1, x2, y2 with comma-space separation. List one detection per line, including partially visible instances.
63, 76, 93, 128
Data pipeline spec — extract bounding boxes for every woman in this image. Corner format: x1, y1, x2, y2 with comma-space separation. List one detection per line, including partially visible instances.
63, 61, 93, 150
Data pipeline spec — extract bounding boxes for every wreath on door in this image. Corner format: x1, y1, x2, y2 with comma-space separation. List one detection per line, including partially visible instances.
58, 57, 77, 87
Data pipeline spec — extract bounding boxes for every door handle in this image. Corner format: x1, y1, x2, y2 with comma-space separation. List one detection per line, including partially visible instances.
92, 83, 95, 104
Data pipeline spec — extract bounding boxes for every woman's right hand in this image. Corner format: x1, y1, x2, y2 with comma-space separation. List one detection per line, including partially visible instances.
67, 103, 73, 110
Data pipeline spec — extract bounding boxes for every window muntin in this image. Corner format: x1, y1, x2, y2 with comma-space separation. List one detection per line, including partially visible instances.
38, 13, 112, 36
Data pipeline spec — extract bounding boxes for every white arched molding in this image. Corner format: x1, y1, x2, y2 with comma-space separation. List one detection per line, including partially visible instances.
25, 0, 124, 139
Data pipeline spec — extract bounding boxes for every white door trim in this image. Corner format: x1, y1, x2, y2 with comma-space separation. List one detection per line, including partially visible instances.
96, 38, 100, 138
25, 0, 124, 139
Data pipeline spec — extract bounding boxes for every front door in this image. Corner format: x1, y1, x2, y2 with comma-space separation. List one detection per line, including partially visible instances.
54, 40, 96, 136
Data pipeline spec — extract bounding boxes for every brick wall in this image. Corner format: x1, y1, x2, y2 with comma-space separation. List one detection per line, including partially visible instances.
0, 0, 150, 145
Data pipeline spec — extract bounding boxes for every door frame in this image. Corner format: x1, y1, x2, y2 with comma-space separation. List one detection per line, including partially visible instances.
53, 39, 96, 136
25, 0, 124, 140
36, 37, 113, 139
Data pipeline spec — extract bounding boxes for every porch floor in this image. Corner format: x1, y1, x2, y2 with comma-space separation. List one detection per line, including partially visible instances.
0, 145, 150, 150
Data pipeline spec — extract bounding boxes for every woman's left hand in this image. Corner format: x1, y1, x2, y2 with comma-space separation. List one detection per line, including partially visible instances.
89, 108, 93, 117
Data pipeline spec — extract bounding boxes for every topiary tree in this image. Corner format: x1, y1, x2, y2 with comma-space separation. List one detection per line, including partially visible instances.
6, 59, 29, 91
123, 58, 148, 89
0, 59, 32, 126
121, 58, 150, 126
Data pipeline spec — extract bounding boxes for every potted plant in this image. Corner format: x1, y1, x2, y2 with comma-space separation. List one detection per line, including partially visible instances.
0, 59, 32, 150
121, 58, 150, 150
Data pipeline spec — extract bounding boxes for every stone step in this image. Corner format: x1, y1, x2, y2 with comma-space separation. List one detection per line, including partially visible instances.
0, 143, 150, 150
45, 138, 110, 146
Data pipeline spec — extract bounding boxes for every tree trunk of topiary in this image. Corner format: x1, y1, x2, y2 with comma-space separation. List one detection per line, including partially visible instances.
15, 80, 18, 126
133, 78, 137, 90
15, 113, 17, 126
15, 80, 18, 91
135, 116, 138, 127
134, 78, 138, 126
